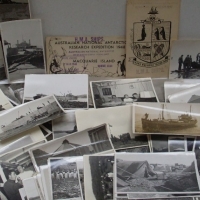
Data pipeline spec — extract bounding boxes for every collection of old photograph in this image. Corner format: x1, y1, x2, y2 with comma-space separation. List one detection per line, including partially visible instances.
1, 0, 200, 200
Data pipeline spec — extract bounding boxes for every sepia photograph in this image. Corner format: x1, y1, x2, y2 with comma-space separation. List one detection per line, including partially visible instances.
0, 89, 13, 113
75, 105, 142, 150
90, 78, 158, 108
169, 40, 200, 79
24, 74, 88, 109
52, 111, 77, 139
134, 102, 200, 135
0, 41, 7, 81
185, 136, 196, 152
0, 95, 64, 141
115, 152, 200, 194
29, 124, 113, 171
116, 145, 150, 153
49, 158, 82, 200
0, 82, 24, 105
1, 19, 46, 82
84, 155, 114, 200
168, 136, 185, 152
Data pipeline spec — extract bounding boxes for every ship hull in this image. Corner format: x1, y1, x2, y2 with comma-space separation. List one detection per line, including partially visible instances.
141, 118, 197, 132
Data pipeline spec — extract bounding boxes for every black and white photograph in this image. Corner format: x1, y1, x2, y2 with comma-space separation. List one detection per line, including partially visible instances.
75, 106, 136, 150
49, 158, 82, 200
151, 134, 169, 152
0, 89, 13, 113
134, 102, 200, 135
168, 85, 200, 103
0, 95, 64, 141
185, 136, 196, 152
152, 78, 167, 102
23, 177, 42, 200
84, 155, 114, 200
29, 124, 114, 171
168, 136, 185, 152
169, 40, 200, 79
116, 145, 150, 153
0, 0, 30, 23
115, 152, 200, 194
24, 74, 88, 109
0, 41, 7, 81
0, 83, 24, 105
194, 136, 200, 172
19, 188, 27, 200
1, 19, 46, 82
90, 78, 158, 108
52, 111, 77, 139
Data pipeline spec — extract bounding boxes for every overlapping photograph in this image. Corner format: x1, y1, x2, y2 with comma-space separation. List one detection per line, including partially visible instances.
24, 74, 88, 109
0, 95, 64, 141
1, 19, 46, 82
0, 41, 7, 81
134, 103, 200, 135
0, 89, 13, 113
90, 78, 158, 108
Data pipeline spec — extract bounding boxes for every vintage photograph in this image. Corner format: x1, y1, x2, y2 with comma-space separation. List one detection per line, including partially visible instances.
168, 136, 185, 152
116, 145, 150, 153
91, 78, 158, 108
1, 19, 46, 82
168, 85, 200, 103
185, 136, 196, 152
75, 106, 136, 150
84, 155, 114, 200
0, 95, 64, 141
49, 158, 82, 200
23, 177, 42, 200
170, 40, 200, 79
24, 74, 88, 109
0, 89, 13, 113
29, 124, 113, 171
115, 152, 200, 193
134, 102, 200, 135
0, 41, 7, 81
152, 78, 167, 102
194, 136, 200, 172
52, 111, 77, 139
151, 134, 168, 152
0, 83, 24, 105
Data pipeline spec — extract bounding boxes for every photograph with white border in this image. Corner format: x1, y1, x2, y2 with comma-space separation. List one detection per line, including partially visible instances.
24, 74, 88, 109
1, 19, 46, 82
90, 78, 158, 108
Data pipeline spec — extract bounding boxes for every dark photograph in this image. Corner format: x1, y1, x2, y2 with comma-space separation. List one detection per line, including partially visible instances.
168, 136, 185, 152
116, 145, 150, 153
0, 41, 7, 81
186, 136, 195, 152
151, 134, 168, 152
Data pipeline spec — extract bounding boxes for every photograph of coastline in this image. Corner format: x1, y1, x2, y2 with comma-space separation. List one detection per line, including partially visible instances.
1, 19, 46, 81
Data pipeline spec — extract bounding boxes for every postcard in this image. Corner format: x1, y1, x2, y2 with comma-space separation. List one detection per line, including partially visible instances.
168, 136, 185, 152
115, 152, 200, 194
0, 89, 13, 112
29, 124, 114, 172
1, 19, 46, 82
24, 74, 88, 109
116, 145, 150, 153
126, 0, 180, 78
90, 78, 158, 109
134, 102, 200, 135
169, 40, 200, 79
0, 95, 64, 141
52, 111, 77, 139
0, 41, 7, 81
0, 0, 30, 23
76, 106, 136, 150
46, 36, 125, 77
84, 155, 114, 200
0, 82, 24, 105
168, 85, 200, 103
49, 157, 83, 200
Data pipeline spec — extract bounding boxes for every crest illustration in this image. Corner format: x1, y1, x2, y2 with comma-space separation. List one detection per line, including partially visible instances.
133, 7, 171, 66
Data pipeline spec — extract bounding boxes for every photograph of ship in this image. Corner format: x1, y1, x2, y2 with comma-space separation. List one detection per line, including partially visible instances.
23, 74, 88, 109
0, 95, 64, 141
169, 40, 200, 79
116, 153, 200, 193
30, 124, 113, 171
0, 89, 13, 113
116, 145, 150, 153
0, 83, 24, 105
84, 155, 114, 200
49, 158, 82, 200
0, 40, 7, 81
168, 137, 185, 152
135, 103, 200, 135
91, 78, 158, 108
52, 111, 77, 139
1, 19, 45, 82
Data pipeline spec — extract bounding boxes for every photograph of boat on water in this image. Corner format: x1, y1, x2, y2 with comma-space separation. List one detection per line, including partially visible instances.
90, 78, 158, 109
134, 103, 200, 135
23, 74, 88, 109
0, 40, 7, 81
0, 95, 64, 141
0, 89, 13, 113
115, 152, 200, 194
1, 19, 46, 82
168, 136, 185, 152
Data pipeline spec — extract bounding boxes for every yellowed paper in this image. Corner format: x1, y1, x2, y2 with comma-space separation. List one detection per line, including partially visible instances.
46, 36, 125, 77
126, 0, 180, 78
